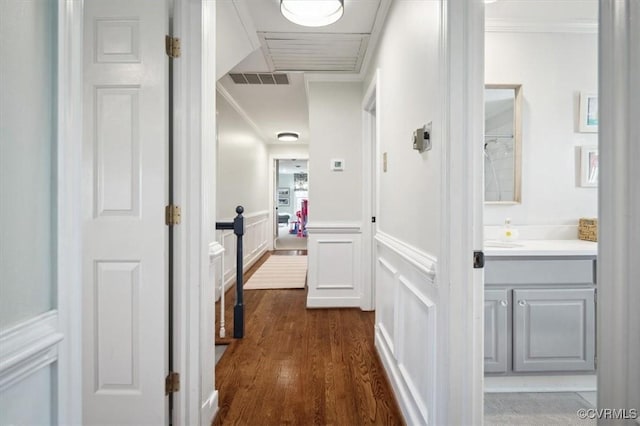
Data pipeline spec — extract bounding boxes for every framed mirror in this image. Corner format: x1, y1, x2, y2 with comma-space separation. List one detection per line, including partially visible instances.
484, 84, 522, 204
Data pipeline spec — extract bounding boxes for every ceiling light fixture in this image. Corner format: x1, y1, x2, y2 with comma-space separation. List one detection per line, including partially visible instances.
277, 132, 299, 142
280, 0, 344, 27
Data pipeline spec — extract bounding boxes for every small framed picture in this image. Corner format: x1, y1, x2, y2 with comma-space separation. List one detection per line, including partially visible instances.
579, 92, 598, 133
278, 197, 290, 207
580, 146, 599, 187
277, 187, 290, 197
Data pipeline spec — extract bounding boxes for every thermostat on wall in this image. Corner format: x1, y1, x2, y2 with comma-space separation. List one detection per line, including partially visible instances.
331, 159, 345, 171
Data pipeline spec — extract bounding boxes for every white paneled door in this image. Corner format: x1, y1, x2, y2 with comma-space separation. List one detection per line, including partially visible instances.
82, 0, 168, 424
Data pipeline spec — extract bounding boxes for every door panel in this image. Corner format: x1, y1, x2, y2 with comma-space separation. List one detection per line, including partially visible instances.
484, 289, 509, 373
82, 1, 168, 424
513, 288, 595, 372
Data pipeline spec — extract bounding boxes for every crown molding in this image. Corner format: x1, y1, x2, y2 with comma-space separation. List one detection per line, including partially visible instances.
216, 82, 268, 142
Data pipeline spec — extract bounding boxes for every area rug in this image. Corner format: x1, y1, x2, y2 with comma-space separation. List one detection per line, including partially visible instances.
244, 255, 307, 290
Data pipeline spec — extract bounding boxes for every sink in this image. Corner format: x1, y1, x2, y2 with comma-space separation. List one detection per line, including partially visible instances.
484, 240, 524, 248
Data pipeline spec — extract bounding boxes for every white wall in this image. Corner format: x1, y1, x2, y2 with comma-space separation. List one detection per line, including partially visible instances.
0, 364, 53, 425
0, 3, 58, 425
216, 92, 270, 219
485, 31, 598, 226
268, 143, 309, 159
307, 82, 363, 223
305, 82, 363, 308
215, 0, 259, 80
215, 91, 270, 300
364, 2, 442, 254
0, 0, 55, 330
362, 2, 446, 424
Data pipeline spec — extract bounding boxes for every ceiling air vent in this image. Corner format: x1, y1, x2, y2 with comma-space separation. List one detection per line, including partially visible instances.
229, 72, 289, 85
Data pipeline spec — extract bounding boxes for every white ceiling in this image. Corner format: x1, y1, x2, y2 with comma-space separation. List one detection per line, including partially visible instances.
218, 71, 310, 144
216, 0, 388, 145
218, 0, 598, 147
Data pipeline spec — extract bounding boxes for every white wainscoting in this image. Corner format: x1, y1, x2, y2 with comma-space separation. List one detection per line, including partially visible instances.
0, 310, 63, 424
306, 222, 361, 308
374, 232, 438, 426
0, 311, 63, 392
217, 210, 269, 296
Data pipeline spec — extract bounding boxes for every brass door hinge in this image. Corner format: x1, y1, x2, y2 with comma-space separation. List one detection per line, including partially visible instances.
165, 205, 181, 226
165, 371, 180, 395
165, 35, 181, 58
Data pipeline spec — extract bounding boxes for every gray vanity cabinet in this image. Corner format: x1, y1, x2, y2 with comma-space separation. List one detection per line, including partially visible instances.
512, 288, 595, 372
484, 289, 509, 373
484, 255, 596, 375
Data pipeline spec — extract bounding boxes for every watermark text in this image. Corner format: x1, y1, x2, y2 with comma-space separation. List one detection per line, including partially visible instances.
577, 408, 638, 420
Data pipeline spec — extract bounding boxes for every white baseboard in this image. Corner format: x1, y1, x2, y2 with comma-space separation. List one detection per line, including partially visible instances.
375, 327, 417, 425
202, 389, 219, 425
484, 375, 597, 393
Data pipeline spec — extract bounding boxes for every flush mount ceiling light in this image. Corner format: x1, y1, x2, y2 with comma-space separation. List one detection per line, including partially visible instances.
277, 132, 299, 142
280, 0, 344, 27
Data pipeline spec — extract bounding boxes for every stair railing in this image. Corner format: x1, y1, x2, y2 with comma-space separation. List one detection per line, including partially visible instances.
215, 206, 245, 338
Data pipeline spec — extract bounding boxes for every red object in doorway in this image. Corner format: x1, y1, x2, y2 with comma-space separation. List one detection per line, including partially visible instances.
297, 200, 308, 237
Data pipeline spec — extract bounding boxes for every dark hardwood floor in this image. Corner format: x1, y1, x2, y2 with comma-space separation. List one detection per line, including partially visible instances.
213, 251, 405, 425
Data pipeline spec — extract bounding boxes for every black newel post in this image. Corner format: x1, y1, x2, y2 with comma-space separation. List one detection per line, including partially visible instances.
232, 206, 245, 338
215, 205, 245, 338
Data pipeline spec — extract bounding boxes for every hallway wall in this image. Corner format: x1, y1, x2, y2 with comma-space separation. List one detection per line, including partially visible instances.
307, 82, 363, 223
216, 91, 270, 299
216, 92, 270, 218
0, 2, 59, 424
268, 143, 309, 159
364, 2, 442, 256
306, 82, 363, 308
362, 1, 445, 424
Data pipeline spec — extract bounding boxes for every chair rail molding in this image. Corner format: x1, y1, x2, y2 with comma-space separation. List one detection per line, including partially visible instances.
305, 221, 362, 234
375, 231, 437, 281
0, 311, 63, 392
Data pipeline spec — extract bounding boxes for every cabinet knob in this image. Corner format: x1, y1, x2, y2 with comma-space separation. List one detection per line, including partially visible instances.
518, 300, 527, 307
500, 300, 508, 307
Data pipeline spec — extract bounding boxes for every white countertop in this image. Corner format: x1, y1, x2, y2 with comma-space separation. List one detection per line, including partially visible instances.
484, 239, 598, 257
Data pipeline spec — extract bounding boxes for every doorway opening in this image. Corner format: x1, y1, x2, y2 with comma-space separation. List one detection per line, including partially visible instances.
274, 159, 308, 251
482, 1, 599, 423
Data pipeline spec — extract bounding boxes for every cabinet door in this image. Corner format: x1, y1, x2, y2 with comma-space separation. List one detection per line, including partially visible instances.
513, 288, 595, 372
484, 289, 509, 373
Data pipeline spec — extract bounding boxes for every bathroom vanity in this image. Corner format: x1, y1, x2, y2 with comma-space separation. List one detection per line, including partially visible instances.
484, 240, 597, 375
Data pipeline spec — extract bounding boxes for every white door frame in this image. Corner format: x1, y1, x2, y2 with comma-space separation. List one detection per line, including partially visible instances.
268, 153, 310, 251
171, 0, 218, 424
361, 69, 380, 312
442, 0, 485, 424
56, 2, 84, 423
598, 0, 640, 417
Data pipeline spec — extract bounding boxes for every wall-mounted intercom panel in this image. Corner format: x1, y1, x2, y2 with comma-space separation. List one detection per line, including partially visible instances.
413, 122, 432, 153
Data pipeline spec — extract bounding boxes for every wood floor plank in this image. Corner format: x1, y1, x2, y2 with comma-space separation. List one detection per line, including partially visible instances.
213, 251, 404, 426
